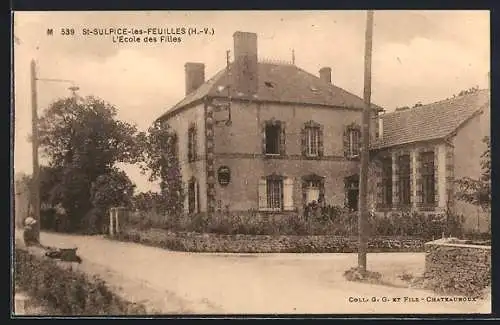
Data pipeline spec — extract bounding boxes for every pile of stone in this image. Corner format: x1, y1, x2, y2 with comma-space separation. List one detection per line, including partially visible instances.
423, 238, 491, 297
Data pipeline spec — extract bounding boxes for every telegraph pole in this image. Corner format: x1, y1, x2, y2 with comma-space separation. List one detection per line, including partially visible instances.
30, 59, 40, 242
358, 10, 374, 274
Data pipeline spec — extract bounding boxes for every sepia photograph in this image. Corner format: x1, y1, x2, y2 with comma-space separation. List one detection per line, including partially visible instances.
12, 10, 491, 316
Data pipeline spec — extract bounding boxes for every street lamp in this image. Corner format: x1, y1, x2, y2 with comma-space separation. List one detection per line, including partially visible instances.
29, 59, 79, 243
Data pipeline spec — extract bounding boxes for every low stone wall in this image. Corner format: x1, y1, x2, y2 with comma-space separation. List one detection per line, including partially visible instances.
113, 227, 425, 253
424, 239, 491, 297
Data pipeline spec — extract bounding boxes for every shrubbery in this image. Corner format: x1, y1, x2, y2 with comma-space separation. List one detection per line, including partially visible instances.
14, 248, 147, 315
125, 206, 463, 240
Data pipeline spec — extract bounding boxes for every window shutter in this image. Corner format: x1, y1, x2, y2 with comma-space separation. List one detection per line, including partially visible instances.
357, 128, 362, 155
193, 127, 197, 160
343, 127, 349, 157
283, 177, 294, 211
188, 129, 193, 162
318, 126, 324, 157
261, 123, 267, 155
258, 178, 267, 210
301, 126, 307, 156
280, 122, 286, 155
195, 181, 200, 213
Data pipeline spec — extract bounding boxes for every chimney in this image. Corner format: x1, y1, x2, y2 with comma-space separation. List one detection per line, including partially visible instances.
319, 67, 332, 84
233, 31, 258, 94
184, 62, 205, 96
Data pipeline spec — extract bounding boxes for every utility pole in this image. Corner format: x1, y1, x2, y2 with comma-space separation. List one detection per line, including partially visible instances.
358, 10, 374, 274
30, 59, 40, 242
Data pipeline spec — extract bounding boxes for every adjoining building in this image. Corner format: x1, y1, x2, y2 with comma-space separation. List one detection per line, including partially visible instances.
369, 89, 490, 232
157, 31, 490, 233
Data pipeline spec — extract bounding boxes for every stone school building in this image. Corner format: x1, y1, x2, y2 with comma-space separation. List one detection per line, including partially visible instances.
157, 31, 490, 232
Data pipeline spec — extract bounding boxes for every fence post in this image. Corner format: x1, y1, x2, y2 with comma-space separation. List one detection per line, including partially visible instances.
109, 208, 115, 236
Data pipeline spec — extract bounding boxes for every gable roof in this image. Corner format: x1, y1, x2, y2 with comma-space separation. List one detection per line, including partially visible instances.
158, 62, 383, 120
371, 89, 490, 149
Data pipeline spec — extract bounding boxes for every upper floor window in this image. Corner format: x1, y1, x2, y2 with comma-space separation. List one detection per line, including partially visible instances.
169, 132, 179, 160
302, 121, 323, 157
263, 120, 285, 156
187, 124, 197, 162
344, 124, 361, 158
421, 151, 435, 206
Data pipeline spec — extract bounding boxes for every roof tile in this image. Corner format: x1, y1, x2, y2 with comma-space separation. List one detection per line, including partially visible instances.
371, 89, 490, 149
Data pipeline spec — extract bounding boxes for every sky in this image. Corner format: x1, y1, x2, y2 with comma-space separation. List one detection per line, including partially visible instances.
13, 10, 490, 193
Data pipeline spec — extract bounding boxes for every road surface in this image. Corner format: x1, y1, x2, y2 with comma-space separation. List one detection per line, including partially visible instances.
19, 231, 491, 315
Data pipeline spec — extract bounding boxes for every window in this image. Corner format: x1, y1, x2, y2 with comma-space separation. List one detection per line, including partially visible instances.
305, 180, 320, 204
187, 125, 197, 162
381, 157, 392, 207
421, 151, 435, 205
259, 176, 294, 211
267, 179, 283, 210
169, 132, 179, 160
188, 178, 199, 214
344, 126, 361, 158
398, 155, 411, 206
306, 127, 320, 156
265, 123, 282, 155
345, 175, 359, 211
348, 129, 361, 157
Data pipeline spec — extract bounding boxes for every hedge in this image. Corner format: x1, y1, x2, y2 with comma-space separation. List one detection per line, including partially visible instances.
126, 208, 466, 240
112, 227, 426, 253
14, 248, 148, 316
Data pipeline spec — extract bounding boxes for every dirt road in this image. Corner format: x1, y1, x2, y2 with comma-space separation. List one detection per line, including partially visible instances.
28, 231, 491, 315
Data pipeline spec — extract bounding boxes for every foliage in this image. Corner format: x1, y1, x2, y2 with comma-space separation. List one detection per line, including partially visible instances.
37, 96, 141, 232
455, 136, 491, 211
125, 205, 460, 240
87, 168, 135, 233
14, 248, 147, 315
138, 120, 184, 218
132, 191, 170, 215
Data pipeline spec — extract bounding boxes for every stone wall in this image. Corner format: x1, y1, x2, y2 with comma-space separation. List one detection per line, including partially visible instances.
115, 227, 425, 253
424, 239, 491, 297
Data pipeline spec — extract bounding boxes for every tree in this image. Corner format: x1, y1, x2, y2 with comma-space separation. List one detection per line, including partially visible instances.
139, 120, 184, 217
455, 136, 491, 211
132, 191, 167, 214
89, 168, 135, 233
38, 96, 141, 232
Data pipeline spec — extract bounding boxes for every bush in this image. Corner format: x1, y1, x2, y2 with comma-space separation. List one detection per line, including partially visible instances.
14, 248, 147, 315
121, 205, 464, 241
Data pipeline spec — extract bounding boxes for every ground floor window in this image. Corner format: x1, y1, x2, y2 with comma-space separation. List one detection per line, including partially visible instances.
381, 157, 393, 208
188, 178, 199, 214
345, 174, 359, 211
259, 175, 294, 211
421, 151, 436, 206
267, 179, 282, 210
398, 154, 411, 206
305, 180, 320, 204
